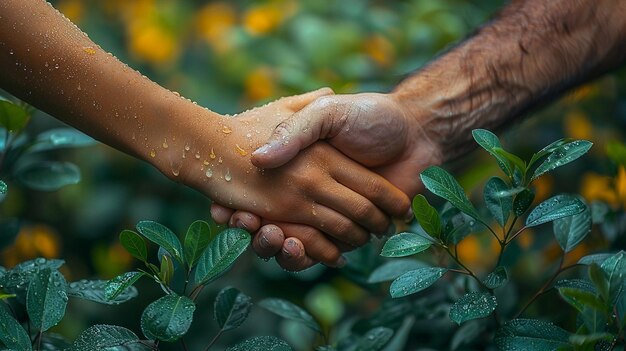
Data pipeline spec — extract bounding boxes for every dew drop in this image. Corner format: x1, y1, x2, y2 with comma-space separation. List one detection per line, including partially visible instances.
209, 148, 216, 159
222, 126, 232, 134
162, 138, 168, 149
149, 150, 156, 158
82, 46, 96, 55
224, 168, 232, 182
218, 157, 223, 164
184, 144, 190, 151
205, 168, 213, 178
195, 153, 200, 159
235, 144, 247, 156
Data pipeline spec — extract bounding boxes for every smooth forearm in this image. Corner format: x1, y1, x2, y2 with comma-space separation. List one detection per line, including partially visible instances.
0, 0, 221, 174
393, 0, 626, 161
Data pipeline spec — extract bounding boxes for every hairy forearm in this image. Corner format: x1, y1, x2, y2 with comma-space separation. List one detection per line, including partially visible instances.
393, 0, 626, 161
0, 0, 221, 174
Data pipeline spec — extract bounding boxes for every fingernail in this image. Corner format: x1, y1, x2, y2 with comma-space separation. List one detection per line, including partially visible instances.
252, 143, 272, 156
405, 209, 415, 223
281, 247, 292, 259
335, 255, 348, 268
259, 234, 270, 249
235, 220, 248, 230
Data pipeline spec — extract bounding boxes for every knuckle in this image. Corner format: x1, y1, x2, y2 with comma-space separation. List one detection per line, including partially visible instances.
351, 200, 376, 222
366, 178, 385, 198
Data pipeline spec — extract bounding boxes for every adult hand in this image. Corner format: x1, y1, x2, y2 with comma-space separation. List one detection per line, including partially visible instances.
213, 92, 444, 270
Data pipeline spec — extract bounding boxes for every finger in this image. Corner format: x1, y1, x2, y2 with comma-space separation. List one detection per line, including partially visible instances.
271, 221, 346, 267
251, 224, 285, 258
275, 237, 318, 272
251, 95, 340, 169
330, 163, 412, 220
299, 203, 371, 248
228, 210, 262, 232
210, 203, 235, 224
280, 87, 334, 111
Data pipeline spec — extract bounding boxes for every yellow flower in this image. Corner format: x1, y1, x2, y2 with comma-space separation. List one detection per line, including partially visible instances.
1, 225, 60, 268
580, 172, 619, 207
244, 67, 276, 102
128, 21, 179, 65
364, 34, 396, 67
196, 2, 237, 50
56, 0, 84, 23
564, 110, 593, 140
242, 3, 284, 36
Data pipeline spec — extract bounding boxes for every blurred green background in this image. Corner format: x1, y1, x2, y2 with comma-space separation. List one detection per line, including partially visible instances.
1, 0, 625, 349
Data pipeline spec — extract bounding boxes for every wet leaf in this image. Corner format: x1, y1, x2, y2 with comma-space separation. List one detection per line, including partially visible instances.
493, 147, 526, 176
411, 195, 441, 238
141, 294, 195, 342
513, 188, 535, 216
104, 272, 144, 302
389, 267, 448, 298
28, 128, 96, 152
472, 129, 513, 176
194, 228, 250, 286
367, 259, 428, 284
259, 298, 321, 333
483, 266, 508, 289
420, 166, 481, 221
119, 230, 147, 262
528, 138, 570, 168
495, 319, 571, 350
225, 336, 292, 351
70, 324, 151, 351
525, 195, 586, 227
600, 251, 626, 303
531, 140, 592, 180
355, 326, 393, 351
381, 232, 432, 257
588, 263, 610, 302
0, 180, 6, 195
159, 254, 175, 285
214, 287, 252, 332
136, 221, 184, 264
578, 253, 613, 266
0, 258, 64, 289
450, 292, 497, 325
15, 161, 80, 191
557, 287, 606, 313
553, 201, 591, 252
184, 220, 214, 268
0, 304, 32, 351
68, 279, 138, 305
483, 177, 512, 227
26, 268, 68, 331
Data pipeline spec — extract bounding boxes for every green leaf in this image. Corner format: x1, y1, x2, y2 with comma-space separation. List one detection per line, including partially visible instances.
525, 195, 586, 227
600, 251, 626, 303
136, 221, 184, 263
472, 129, 513, 176
28, 128, 96, 152
355, 326, 393, 351
15, 161, 81, 191
389, 267, 448, 298
0, 99, 30, 132
420, 166, 481, 221
367, 259, 428, 284
493, 147, 526, 176
0, 180, 6, 195
380, 232, 432, 257
159, 254, 174, 285
554, 279, 596, 293
0, 258, 64, 289
449, 292, 497, 325
141, 294, 196, 342
483, 177, 513, 227
553, 201, 591, 253
0, 304, 32, 351
194, 228, 250, 286
26, 268, 68, 331
528, 138, 571, 168
588, 264, 610, 302
119, 230, 148, 262
495, 319, 571, 350
569, 333, 613, 346
68, 279, 138, 305
483, 266, 509, 289
513, 188, 535, 216
411, 195, 441, 238
557, 287, 607, 313
70, 325, 151, 351
214, 287, 252, 332
184, 220, 214, 268
578, 253, 612, 266
531, 140, 593, 180
225, 336, 292, 351
104, 271, 144, 302
259, 298, 321, 333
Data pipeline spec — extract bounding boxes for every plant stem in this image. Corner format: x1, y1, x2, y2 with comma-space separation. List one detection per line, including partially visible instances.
503, 216, 518, 243
514, 253, 565, 319
181, 337, 189, 351
204, 329, 223, 351
446, 248, 489, 291
505, 225, 527, 245
448, 268, 471, 275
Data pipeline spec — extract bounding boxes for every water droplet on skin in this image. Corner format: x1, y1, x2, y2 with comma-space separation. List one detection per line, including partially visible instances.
218, 157, 223, 164
224, 168, 232, 182
77, 83, 81, 90
195, 153, 200, 159
82, 46, 96, 55
203, 160, 209, 166
205, 168, 213, 178
235, 144, 247, 156
162, 138, 168, 148
184, 144, 190, 151
209, 148, 216, 159
173, 91, 180, 97
149, 150, 156, 158
222, 126, 232, 134
9, 49, 13, 55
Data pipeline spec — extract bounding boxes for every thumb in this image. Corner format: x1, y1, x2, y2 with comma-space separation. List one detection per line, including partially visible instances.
280, 87, 334, 111
251, 94, 339, 168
